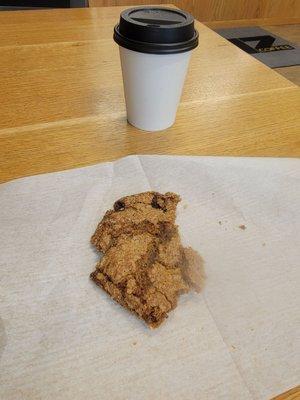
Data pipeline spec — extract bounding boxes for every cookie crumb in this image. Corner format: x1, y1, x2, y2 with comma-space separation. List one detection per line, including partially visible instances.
231, 345, 236, 350
182, 248, 205, 292
218, 221, 222, 225
239, 224, 246, 230
132, 341, 137, 346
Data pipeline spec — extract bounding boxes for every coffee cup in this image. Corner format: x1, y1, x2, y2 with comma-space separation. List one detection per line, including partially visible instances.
114, 7, 199, 132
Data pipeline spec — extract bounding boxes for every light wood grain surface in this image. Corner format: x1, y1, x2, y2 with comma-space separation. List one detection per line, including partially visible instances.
89, 0, 300, 21
0, 6, 299, 399
272, 386, 300, 400
0, 4, 299, 186
204, 16, 300, 29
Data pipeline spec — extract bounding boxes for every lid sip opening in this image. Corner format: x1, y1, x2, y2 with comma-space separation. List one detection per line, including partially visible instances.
114, 7, 199, 55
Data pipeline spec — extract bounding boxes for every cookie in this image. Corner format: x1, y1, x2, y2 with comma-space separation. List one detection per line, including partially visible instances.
90, 191, 204, 328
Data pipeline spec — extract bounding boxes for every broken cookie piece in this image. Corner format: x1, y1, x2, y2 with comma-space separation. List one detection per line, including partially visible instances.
90, 191, 204, 328
91, 192, 179, 253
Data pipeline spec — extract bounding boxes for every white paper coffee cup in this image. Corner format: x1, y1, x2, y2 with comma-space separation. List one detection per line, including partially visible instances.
114, 7, 199, 132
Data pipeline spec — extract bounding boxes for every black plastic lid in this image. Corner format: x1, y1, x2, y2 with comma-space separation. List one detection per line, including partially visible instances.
114, 7, 199, 55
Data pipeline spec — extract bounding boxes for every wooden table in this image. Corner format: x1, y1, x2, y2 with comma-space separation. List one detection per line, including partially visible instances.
0, 6, 299, 184
0, 6, 299, 399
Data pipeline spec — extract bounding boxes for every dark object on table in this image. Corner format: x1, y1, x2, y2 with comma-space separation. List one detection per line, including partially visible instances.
216, 26, 299, 68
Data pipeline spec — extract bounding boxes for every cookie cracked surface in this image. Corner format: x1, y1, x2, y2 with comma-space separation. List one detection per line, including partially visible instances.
90, 191, 204, 328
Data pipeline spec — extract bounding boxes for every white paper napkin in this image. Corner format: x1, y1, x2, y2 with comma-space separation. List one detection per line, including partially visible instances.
1, 156, 299, 400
